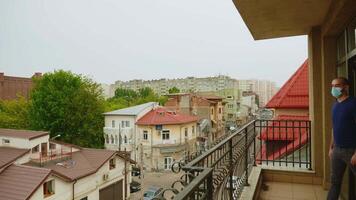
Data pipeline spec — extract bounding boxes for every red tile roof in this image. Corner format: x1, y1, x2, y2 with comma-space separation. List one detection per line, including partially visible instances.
136, 107, 198, 125
0, 129, 48, 140
0, 164, 51, 200
257, 115, 310, 162
259, 115, 309, 141
265, 59, 309, 109
0, 147, 29, 169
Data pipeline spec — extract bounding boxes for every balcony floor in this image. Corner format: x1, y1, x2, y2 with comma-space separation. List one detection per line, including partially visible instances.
259, 181, 329, 200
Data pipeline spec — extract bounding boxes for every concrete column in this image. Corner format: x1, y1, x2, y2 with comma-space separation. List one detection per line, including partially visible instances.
308, 26, 323, 178
321, 36, 337, 188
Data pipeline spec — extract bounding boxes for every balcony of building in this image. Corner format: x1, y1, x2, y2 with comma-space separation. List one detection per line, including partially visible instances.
150, 119, 354, 200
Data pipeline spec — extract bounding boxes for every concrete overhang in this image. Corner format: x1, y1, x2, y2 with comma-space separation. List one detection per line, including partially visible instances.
232, 0, 331, 40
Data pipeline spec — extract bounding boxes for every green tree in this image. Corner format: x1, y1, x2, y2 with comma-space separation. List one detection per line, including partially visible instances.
114, 88, 138, 102
29, 70, 105, 148
0, 96, 30, 129
168, 87, 180, 94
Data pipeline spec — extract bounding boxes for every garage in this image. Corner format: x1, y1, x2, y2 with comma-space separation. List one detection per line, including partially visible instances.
99, 180, 123, 200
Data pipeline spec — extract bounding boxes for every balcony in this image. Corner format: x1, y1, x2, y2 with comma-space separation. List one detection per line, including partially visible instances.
150, 119, 335, 200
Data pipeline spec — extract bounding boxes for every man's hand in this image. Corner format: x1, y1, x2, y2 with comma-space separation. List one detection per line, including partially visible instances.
329, 148, 333, 159
351, 153, 356, 166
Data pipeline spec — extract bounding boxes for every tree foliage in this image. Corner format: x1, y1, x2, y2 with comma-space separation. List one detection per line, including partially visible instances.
168, 87, 180, 94
29, 70, 105, 148
0, 96, 30, 129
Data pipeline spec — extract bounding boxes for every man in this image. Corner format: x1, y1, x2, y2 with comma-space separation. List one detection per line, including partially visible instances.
327, 77, 356, 200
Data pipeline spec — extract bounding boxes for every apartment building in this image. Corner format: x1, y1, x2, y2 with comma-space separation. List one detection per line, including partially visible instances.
164, 93, 224, 145
0, 72, 41, 100
0, 129, 134, 200
107, 75, 239, 97
238, 79, 278, 107
103, 102, 158, 161
136, 107, 198, 171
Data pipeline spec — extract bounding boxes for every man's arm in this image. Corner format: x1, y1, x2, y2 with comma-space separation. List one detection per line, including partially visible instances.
329, 130, 334, 159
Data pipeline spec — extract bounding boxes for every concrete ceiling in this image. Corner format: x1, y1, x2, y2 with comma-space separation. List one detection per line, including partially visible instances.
232, 0, 331, 40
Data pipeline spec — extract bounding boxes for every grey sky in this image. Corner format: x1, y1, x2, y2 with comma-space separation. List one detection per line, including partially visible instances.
0, 0, 307, 86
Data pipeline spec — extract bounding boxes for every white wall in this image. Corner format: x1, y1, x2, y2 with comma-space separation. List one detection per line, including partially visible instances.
29, 155, 131, 200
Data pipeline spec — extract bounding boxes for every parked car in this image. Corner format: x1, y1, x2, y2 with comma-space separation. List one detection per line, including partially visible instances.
131, 166, 141, 177
225, 176, 241, 189
130, 181, 141, 193
143, 187, 163, 200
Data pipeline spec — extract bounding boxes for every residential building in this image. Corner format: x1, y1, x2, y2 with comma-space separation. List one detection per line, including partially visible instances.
164, 93, 225, 145
136, 107, 198, 171
238, 79, 278, 107
0, 72, 41, 100
103, 102, 159, 162
259, 59, 309, 163
0, 128, 134, 200
198, 89, 240, 130
109, 75, 239, 97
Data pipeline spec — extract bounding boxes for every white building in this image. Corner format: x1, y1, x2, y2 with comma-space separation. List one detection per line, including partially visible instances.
0, 129, 134, 200
103, 102, 159, 162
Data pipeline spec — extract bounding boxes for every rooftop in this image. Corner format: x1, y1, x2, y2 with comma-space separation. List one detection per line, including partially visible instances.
0, 147, 29, 169
265, 59, 309, 109
0, 129, 49, 140
136, 107, 198, 125
103, 102, 158, 116
0, 164, 51, 200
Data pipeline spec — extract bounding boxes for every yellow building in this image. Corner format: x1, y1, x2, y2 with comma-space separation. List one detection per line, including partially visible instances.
136, 107, 198, 171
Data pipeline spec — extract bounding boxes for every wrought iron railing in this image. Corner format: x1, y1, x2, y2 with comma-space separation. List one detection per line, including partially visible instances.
154, 119, 311, 200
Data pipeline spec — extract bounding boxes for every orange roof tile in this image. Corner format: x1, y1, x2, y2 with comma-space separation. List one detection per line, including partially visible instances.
136, 107, 198, 125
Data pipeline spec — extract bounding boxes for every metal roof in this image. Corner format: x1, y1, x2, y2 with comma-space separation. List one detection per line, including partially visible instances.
0, 147, 29, 169
265, 59, 309, 109
0, 164, 51, 200
0, 129, 49, 140
103, 102, 158, 116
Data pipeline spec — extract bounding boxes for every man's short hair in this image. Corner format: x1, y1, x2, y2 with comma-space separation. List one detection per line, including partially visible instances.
335, 77, 350, 85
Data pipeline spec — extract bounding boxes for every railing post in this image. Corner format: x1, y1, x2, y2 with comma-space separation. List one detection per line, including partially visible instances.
245, 127, 250, 186
207, 170, 213, 200
253, 121, 256, 166
229, 139, 233, 199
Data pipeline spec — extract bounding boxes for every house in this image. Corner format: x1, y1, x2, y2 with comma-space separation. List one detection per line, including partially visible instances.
259, 60, 309, 163
0, 128, 134, 200
136, 107, 198, 171
164, 93, 224, 146
103, 102, 158, 162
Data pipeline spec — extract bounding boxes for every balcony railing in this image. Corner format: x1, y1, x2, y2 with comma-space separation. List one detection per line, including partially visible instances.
153, 119, 311, 200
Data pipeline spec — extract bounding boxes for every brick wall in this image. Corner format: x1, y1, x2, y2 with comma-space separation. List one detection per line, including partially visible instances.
0, 73, 41, 100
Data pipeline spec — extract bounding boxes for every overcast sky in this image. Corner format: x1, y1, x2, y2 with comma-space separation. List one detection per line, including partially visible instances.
0, 0, 307, 86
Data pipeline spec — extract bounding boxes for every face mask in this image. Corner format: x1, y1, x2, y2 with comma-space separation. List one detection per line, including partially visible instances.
331, 87, 343, 98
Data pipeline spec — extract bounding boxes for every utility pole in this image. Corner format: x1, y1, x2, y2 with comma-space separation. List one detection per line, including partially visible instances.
140, 143, 144, 200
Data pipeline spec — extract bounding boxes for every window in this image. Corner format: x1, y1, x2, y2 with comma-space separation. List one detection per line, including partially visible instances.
228, 114, 234, 119
2, 139, 10, 144
111, 135, 114, 144
125, 121, 130, 128
211, 108, 214, 115
164, 157, 173, 170
124, 135, 127, 144
32, 145, 39, 153
143, 131, 148, 140
112, 120, 115, 128
219, 108, 222, 114
115, 135, 118, 144
192, 126, 195, 136
121, 121, 130, 128
49, 143, 56, 150
184, 128, 188, 138
162, 130, 170, 140
109, 158, 116, 170
43, 180, 55, 197
105, 135, 109, 144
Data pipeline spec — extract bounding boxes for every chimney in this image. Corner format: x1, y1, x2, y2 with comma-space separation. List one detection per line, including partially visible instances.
0, 73, 4, 81
32, 72, 42, 78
